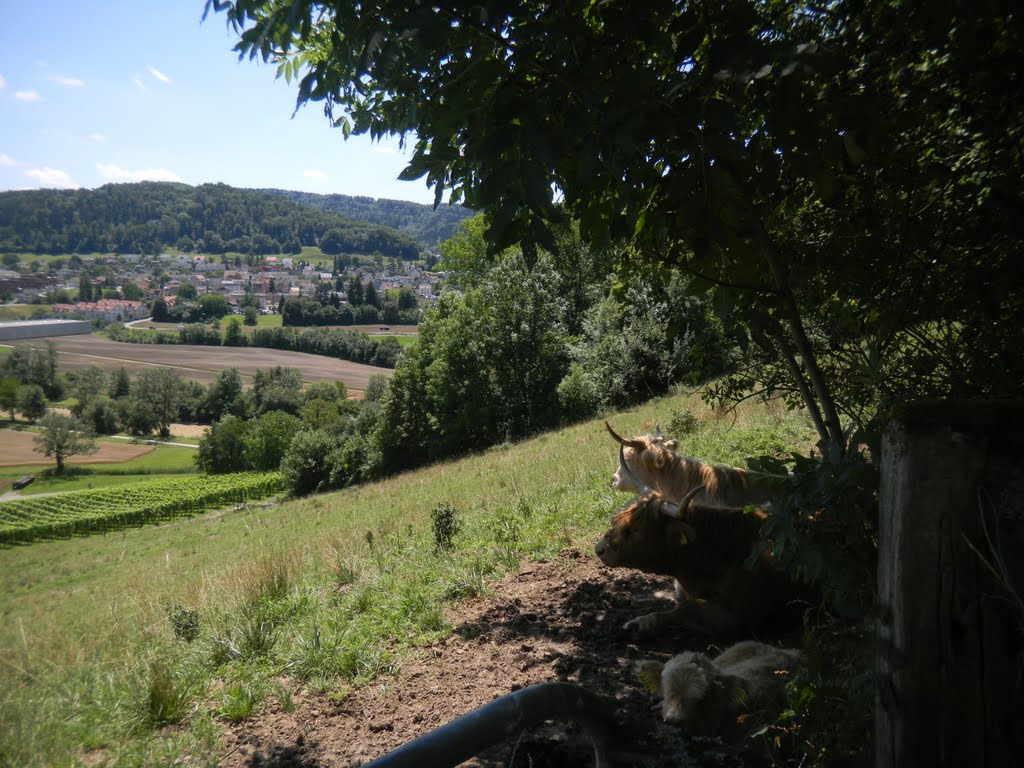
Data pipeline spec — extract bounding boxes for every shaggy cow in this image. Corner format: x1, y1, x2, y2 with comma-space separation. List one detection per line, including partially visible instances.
605, 422, 783, 507
594, 486, 811, 637
637, 640, 803, 741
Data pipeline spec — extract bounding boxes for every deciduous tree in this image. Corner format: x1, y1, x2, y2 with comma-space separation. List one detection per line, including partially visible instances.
33, 413, 98, 475
130, 368, 183, 438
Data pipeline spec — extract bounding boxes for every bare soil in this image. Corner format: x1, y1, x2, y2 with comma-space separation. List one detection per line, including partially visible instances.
0, 429, 155, 467
9, 335, 392, 390
219, 551, 785, 768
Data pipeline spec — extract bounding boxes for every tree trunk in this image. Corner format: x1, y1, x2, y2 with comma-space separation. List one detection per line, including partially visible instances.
877, 401, 1024, 768
55, 452, 65, 475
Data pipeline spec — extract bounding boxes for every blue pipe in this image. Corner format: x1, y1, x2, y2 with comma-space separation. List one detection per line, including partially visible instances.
362, 682, 617, 768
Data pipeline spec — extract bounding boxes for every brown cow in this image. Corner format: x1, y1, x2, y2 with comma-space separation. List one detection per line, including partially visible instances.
594, 486, 812, 637
637, 640, 803, 741
606, 421, 783, 507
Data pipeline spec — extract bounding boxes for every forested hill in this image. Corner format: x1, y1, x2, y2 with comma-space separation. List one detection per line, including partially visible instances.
0, 182, 423, 259
257, 188, 475, 249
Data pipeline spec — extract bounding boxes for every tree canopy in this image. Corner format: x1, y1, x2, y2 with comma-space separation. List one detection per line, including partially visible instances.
211, 0, 1023, 452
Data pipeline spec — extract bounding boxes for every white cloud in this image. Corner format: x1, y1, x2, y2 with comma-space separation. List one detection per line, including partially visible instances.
89, 132, 107, 143
133, 78, 147, 91
303, 169, 327, 179
0, 74, 7, 89
25, 166, 76, 188
15, 90, 41, 102
96, 163, 182, 183
0, 153, 16, 167
148, 67, 172, 85
50, 74, 85, 87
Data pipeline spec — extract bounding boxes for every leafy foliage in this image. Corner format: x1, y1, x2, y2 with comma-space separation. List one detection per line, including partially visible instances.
211, 0, 1022, 455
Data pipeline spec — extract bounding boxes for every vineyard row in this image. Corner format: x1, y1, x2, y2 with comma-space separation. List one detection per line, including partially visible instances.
0, 472, 287, 545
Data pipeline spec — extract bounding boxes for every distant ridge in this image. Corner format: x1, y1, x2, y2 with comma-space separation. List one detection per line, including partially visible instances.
0, 182, 431, 258
257, 188, 475, 250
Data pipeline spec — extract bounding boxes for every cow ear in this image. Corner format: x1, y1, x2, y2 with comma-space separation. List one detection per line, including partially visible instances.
678, 522, 697, 546
636, 660, 665, 695
659, 484, 704, 519
665, 439, 679, 452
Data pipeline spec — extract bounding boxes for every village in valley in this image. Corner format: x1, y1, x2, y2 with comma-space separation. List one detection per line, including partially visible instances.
0, 250, 445, 324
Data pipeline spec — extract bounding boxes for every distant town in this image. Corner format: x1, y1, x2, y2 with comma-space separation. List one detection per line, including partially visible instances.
0, 250, 446, 323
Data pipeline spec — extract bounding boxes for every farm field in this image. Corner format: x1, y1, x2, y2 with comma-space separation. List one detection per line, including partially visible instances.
0, 472, 286, 545
0, 429, 198, 497
0, 428, 156, 468
5, 334, 393, 390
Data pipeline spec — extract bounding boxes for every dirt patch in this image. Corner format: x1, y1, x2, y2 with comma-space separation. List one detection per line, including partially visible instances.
168, 423, 208, 439
219, 552, 789, 767
0, 429, 156, 467
9, 336, 392, 390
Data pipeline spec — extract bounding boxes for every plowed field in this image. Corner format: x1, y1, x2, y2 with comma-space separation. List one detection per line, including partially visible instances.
0, 429, 154, 467
7, 335, 392, 391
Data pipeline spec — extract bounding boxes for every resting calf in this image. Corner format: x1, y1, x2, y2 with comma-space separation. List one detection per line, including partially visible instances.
637, 640, 802, 741
594, 486, 811, 637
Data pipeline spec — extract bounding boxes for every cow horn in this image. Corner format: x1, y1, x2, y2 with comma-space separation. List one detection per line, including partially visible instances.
619, 445, 653, 495
606, 421, 646, 451
660, 484, 705, 520
655, 424, 665, 439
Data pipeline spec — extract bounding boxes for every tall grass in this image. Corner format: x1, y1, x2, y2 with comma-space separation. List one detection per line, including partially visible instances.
0, 390, 814, 766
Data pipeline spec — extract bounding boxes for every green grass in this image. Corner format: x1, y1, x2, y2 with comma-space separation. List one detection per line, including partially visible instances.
0, 390, 814, 767
381, 334, 418, 347
249, 314, 282, 329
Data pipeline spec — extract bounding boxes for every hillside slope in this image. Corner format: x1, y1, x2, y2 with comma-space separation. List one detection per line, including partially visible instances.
0, 391, 813, 767
257, 188, 475, 250
0, 182, 422, 258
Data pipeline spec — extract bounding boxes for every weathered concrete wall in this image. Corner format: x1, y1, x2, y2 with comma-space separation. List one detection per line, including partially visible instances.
0, 319, 91, 341
877, 402, 1024, 768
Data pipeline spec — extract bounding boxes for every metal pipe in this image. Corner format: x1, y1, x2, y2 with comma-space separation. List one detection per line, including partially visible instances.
362, 682, 617, 768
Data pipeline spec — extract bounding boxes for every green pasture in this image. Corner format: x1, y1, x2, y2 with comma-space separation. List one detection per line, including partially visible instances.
381, 334, 417, 347
0, 389, 814, 767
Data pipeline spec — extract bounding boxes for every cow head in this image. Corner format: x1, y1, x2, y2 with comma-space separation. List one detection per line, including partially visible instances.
606, 421, 679, 494
594, 485, 703, 571
637, 652, 716, 726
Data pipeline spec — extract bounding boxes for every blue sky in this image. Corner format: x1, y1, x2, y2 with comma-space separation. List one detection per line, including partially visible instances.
0, 1, 437, 204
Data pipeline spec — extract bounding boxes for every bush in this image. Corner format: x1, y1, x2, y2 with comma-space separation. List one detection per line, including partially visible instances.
280, 429, 340, 496
168, 605, 201, 643
430, 502, 462, 552
557, 363, 601, 423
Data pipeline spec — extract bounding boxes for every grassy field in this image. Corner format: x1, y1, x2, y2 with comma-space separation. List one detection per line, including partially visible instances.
0, 390, 814, 767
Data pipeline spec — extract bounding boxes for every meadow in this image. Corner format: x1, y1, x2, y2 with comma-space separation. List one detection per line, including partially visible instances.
0, 388, 814, 767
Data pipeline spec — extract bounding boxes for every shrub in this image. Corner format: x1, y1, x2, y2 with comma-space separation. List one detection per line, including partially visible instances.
280, 428, 340, 496
430, 502, 461, 552
168, 605, 200, 643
